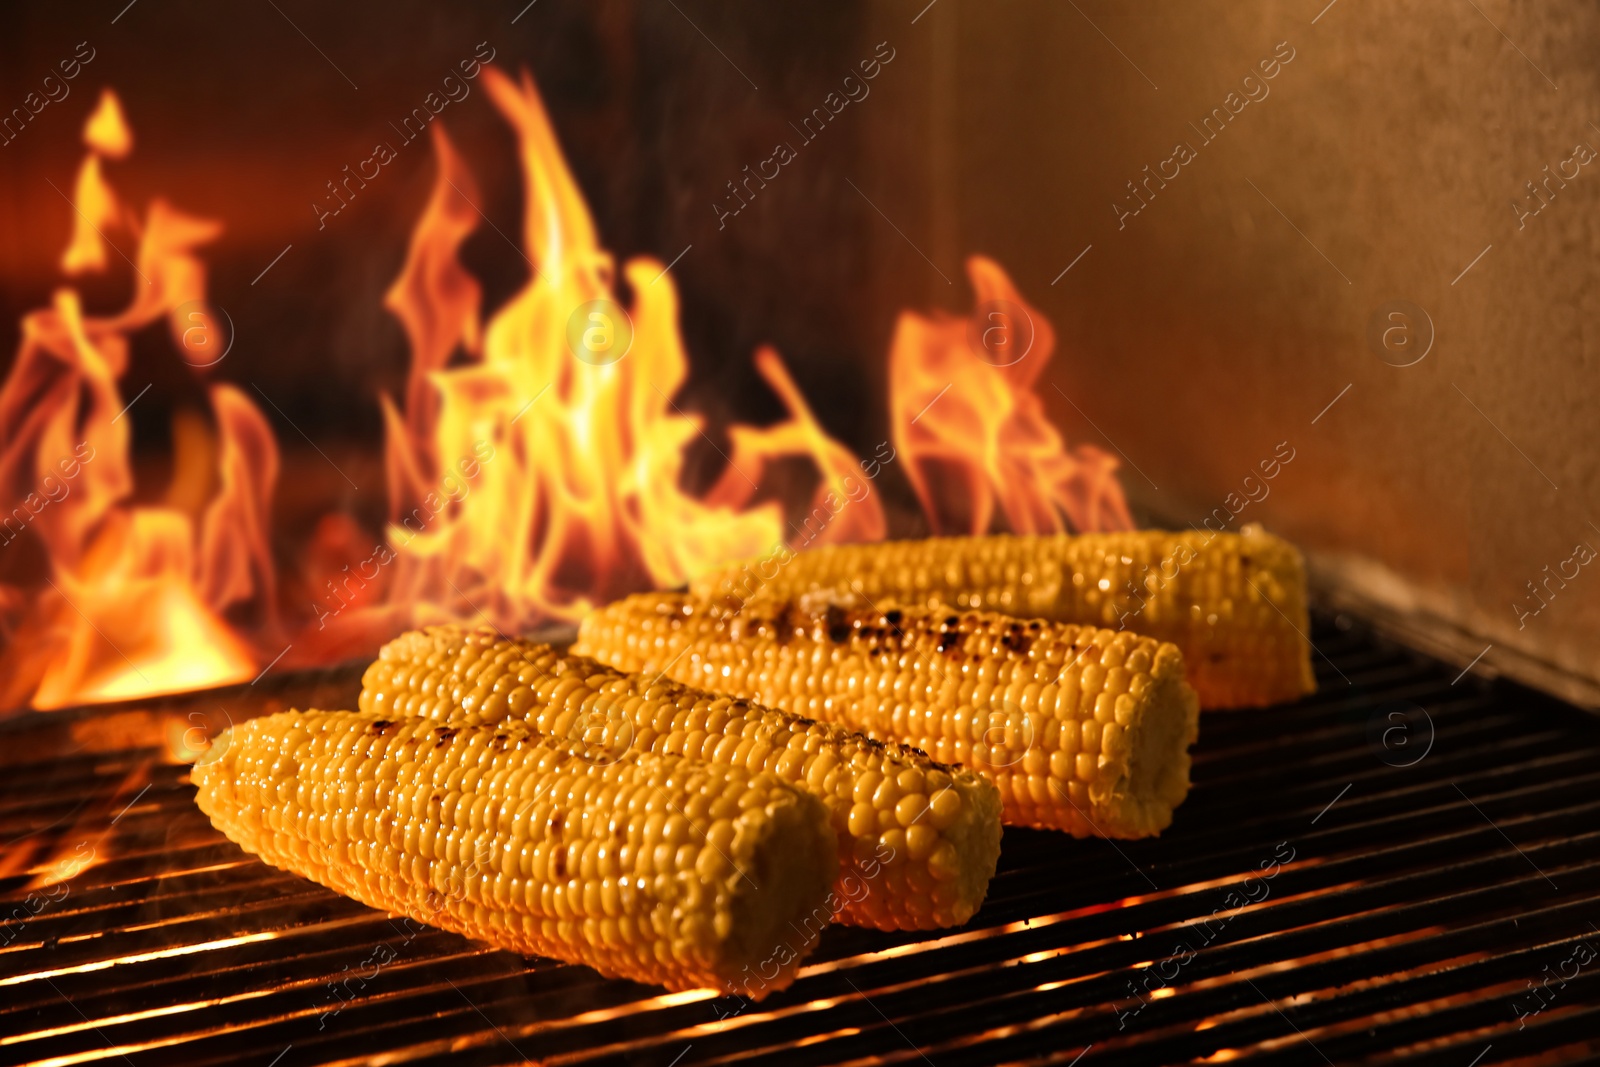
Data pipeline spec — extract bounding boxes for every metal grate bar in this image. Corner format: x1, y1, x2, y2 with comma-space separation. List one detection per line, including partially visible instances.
2, 615, 1599, 1065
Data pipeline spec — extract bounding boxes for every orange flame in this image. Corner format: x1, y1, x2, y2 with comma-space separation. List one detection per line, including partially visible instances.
84, 89, 133, 159
705, 347, 887, 548
890, 256, 1133, 535
333, 67, 873, 641
2, 75, 1130, 709
0, 91, 271, 709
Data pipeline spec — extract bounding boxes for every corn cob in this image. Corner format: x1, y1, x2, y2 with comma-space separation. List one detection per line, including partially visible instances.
361, 627, 1003, 931
191, 708, 837, 997
688, 527, 1315, 709
576, 593, 1200, 838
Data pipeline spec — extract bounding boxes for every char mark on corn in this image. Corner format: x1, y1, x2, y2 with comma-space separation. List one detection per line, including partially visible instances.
689, 528, 1313, 709
576, 593, 1199, 839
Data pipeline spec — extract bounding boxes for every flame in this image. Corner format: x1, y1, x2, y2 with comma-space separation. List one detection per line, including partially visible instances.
1, 75, 1130, 709
61, 157, 117, 276
890, 255, 1133, 535
83, 89, 133, 159
706, 347, 887, 548
0, 91, 271, 709
0, 762, 146, 889
342, 67, 871, 639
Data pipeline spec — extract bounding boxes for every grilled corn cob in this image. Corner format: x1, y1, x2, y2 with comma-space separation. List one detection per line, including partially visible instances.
361, 627, 1002, 931
688, 528, 1314, 709
192, 708, 837, 997
576, 593, 1199, 838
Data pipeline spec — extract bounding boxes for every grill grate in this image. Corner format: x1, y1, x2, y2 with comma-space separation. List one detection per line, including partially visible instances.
3, 615, 1600, 1066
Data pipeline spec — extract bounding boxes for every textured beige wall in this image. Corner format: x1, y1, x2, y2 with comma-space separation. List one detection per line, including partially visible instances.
865, 1, 1600, 702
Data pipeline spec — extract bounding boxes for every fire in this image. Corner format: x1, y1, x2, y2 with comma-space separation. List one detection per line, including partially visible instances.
0, 91, 268, 709
59, 94, 129, 277
0, 72, 1131, 710
324, 67, 881, 643
890, 256, 1133, 535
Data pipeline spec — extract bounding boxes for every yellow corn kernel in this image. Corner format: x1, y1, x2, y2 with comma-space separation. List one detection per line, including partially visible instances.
688, 527, 1314, 709
362, 628, 1003, 932
577, 593, 1200, 839
192, 709, 836, 998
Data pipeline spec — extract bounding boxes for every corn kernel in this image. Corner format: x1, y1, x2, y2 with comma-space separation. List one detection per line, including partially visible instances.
688, 529, 1314, 709
364, 626, 1003, 932
192, 709, 837, 998
577, 594, 1200, 841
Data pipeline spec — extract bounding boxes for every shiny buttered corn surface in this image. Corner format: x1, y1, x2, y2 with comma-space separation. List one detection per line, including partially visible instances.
191, 709, 838, 997
360, 627, 1003, 931
576, 594, 1200, 839
689, 528, 1314, 709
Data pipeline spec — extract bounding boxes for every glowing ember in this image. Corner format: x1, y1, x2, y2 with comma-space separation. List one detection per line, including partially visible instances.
1, 72, 1131, 709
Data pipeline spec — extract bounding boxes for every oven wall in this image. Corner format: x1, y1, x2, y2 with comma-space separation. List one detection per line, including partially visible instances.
864, 0, 1600, 704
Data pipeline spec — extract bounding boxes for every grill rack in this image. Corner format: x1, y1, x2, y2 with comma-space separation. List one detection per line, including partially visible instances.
2, 615, 1599, 1065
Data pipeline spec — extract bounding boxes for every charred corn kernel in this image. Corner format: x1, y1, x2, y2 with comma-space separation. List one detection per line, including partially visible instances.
689, 527, 1314, 710
362, 628, 1002, 931
192, 709, 836, 998
577, 593, 1201, 839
